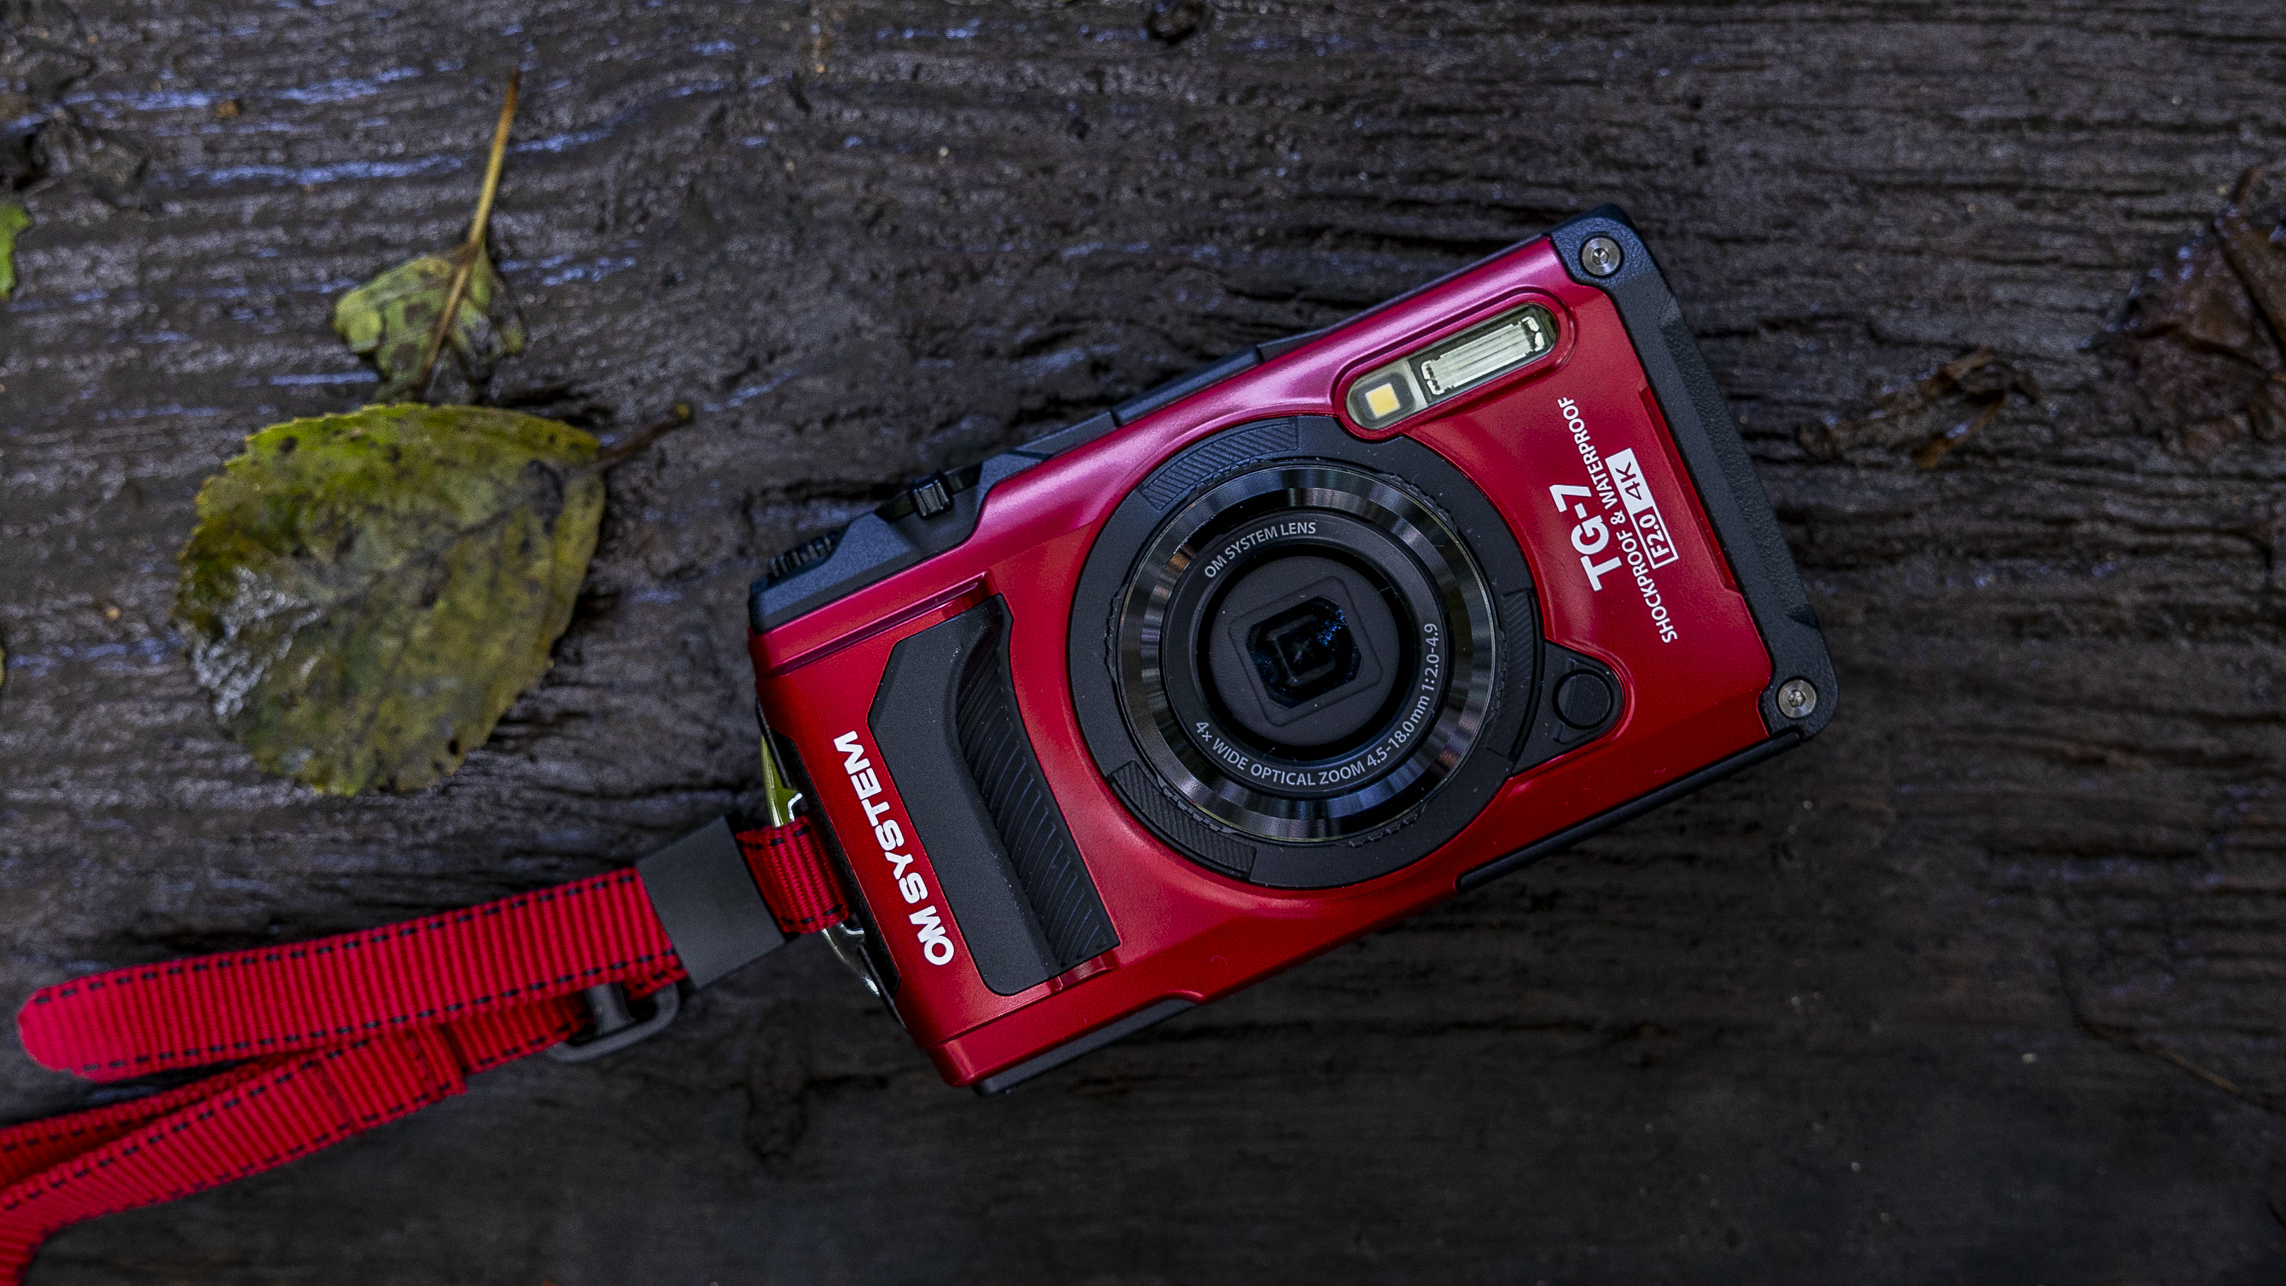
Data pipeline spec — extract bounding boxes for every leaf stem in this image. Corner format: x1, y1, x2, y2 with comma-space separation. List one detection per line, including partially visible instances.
592, 404, 696, 470
415, 71, 522, 401
466, 72, 521, 248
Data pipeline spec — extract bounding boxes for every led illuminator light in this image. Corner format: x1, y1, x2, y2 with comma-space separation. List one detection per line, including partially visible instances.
1345, 302, 1558, 431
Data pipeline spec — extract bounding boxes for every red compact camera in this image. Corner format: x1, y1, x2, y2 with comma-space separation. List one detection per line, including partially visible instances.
746, 208, 1834, 1093
0, 209, 1844, 1278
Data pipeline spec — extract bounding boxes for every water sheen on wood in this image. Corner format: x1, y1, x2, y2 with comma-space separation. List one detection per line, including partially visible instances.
1, 2, 2282, 1283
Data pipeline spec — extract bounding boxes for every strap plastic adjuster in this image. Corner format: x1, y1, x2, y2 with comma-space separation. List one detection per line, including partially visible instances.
545, 981, 682, 1063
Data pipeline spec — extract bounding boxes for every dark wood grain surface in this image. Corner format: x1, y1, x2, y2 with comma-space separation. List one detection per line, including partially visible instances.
3, 1, 2283, 1282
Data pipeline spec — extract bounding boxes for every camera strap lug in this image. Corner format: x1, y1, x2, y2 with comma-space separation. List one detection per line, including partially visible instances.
744, 701, 853, 938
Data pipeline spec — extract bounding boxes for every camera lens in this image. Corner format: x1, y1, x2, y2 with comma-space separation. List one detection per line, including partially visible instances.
1251, 598, 1355, 706
1112, 462, 1499, 843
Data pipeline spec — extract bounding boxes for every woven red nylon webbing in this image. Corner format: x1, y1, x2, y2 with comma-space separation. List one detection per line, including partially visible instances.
17, 868, 677, 1084
0, 1002, 579, 1284
736, 817, 851, 936
2, 813, 855, 1282
0, 839, 760, 1286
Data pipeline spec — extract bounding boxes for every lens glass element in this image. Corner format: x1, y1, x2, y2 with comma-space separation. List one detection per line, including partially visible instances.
1249, 598, 1357, 707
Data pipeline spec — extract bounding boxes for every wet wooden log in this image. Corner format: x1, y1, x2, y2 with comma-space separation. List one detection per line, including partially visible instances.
2, 1, 2282, 1281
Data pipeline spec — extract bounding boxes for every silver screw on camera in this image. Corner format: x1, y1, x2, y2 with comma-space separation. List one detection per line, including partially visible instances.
1579, 235, 1624, 278
1776, 678, 1818, 720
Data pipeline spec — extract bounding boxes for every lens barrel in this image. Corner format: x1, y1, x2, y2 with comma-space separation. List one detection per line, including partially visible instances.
1072, 415, 1540, 888
1113, 463, 1499, 843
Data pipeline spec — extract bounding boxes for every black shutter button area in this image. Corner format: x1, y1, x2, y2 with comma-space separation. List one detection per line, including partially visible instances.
909, 473, 954, 519
873, 466, 980, 524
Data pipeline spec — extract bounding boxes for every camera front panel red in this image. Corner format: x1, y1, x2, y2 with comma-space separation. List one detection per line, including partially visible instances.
751, 233, 1776, 1086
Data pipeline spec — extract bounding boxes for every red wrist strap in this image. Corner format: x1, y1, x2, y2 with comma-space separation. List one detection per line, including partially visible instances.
738, 817, 849, 935
0, 818, 848, 1286
16, 868, 679, 1083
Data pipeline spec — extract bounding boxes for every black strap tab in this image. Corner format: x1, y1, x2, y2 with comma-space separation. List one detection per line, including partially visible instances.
637, 818, 787, 988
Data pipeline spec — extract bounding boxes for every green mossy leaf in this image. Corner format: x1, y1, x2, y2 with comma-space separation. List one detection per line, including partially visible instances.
174, 404, 602, 795
331, 246, 526, 402
0, 202, 30, 299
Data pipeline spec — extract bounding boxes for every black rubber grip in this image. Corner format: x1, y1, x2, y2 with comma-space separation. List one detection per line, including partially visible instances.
870, 597, 1118, 995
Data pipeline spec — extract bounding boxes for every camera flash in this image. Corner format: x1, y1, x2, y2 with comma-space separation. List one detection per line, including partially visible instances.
1343, 302, 1559, 431
1420, 312, 1547, 396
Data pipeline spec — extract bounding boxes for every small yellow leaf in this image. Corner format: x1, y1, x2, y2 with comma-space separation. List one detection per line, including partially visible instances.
332, 246, 526, 402
329, 73, 526, 403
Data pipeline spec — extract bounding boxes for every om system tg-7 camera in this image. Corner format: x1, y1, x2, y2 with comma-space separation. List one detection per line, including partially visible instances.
746, 207, 1835, 1093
